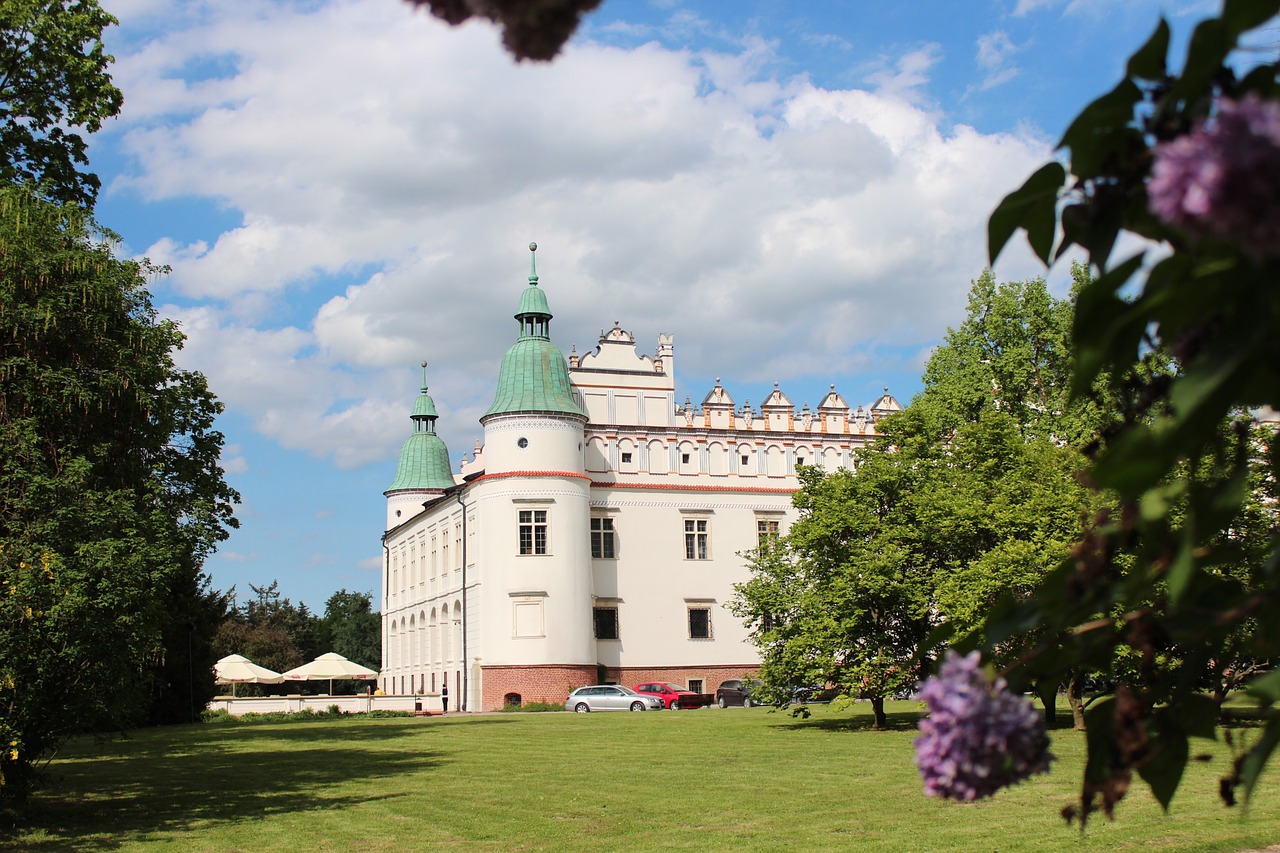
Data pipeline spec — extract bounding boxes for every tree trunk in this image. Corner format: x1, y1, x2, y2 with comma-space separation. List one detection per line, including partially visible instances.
1066, 671, 1087, 731
1035, 680, 1059, 728
870, 696, 887, 729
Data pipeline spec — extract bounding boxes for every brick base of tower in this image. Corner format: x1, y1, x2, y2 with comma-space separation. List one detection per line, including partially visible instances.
606, 665, 757, 695
481, 664, 598, 710
479, 663, 759, 710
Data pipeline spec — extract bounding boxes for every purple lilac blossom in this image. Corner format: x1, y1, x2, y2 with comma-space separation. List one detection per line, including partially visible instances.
914, 650, 1053, 801
1147, 94, 1280, 259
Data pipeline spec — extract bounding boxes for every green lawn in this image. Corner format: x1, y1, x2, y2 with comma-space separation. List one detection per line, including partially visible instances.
5, 702, 1278, 852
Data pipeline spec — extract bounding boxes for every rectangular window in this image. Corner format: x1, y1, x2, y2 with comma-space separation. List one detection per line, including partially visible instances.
621, 452, 633, 464
757, 518, 780, 545
593, 607, 619, 640
684, 518, 709, 560
681, 453, 691, 464
591, 517, 616, 559
518, 509, 548, 555
688, 607, 712, 639
688, 679, 704, 693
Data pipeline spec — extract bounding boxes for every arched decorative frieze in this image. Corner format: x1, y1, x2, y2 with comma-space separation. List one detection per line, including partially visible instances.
585, 437, 609, 472
736, 443, 755, 476
822, 446, 841, 470
765, 444, 786, 477
647, 439, 668, 474
708, 441, 729, 475
677, 440, 699, 475
618, 438, 639, 473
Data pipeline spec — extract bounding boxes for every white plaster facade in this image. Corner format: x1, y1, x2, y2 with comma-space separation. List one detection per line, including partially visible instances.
380, 259, 898, 711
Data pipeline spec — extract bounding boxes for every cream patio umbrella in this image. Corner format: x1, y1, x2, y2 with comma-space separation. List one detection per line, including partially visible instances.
214, 654, 284, 697
281, 652, 379, 695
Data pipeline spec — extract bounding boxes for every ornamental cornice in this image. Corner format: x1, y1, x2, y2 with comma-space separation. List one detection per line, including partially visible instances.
589, 480, 796, 495
488, 416, 584, 433
588, 495, 795, 511
584, 424, 880, 443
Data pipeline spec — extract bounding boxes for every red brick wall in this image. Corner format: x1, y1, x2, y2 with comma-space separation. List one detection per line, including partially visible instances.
481, 664, 597, 710
607, 665, 757, 693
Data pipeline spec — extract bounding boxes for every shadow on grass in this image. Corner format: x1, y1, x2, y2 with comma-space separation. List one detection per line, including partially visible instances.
4, 719, 466, 851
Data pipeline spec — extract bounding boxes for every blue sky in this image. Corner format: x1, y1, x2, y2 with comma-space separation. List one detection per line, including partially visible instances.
88, 0, 1225, 610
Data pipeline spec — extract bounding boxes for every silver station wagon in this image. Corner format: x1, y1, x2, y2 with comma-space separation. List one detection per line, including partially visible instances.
564, 685, 663, 712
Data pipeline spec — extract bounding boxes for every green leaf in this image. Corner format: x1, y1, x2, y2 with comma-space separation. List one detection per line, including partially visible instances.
1083, 697, 1117, 785
1070, 253, 1145, 396
1242, 717, 1280, 805
1058, 79, 1143, 178
1164, 537, 1197, 606
1179, 693, 1219, 741
1221, 0, 1280, 41
1092, 425, 1175, 496
988, 161, 1066, 266
1136, 722, 1188, 811
1246, 669, 1280, 705
1171, 17, 1230, 103
1058, 200, 1123, 268
1125, 19, 1169, 81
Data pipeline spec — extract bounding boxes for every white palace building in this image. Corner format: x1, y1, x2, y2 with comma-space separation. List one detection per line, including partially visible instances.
380, 244, 899, 710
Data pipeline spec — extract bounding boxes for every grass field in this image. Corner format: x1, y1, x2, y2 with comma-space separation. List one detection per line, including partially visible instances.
4, 702, 1278, 852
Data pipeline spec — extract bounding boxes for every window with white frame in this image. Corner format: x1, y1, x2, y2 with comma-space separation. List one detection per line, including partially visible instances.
591, 516, 616, 559
518, 509, 548, 555
684, 518, 709, 560
757, 518, 780, 545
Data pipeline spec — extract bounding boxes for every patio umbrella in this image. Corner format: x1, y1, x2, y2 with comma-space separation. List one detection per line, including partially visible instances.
281, 652, 379, 695
214, 654, 284, 697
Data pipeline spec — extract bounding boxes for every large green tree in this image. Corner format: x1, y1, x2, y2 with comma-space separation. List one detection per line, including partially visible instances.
983, 0, 1280, 820
0, 0, 123, 207
0, 185, 238, 794
734, 273, 1100, 729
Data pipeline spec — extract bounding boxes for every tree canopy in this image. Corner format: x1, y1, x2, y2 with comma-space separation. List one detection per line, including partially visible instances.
733, 272, 1101, 729
0, 185, 238, 794
982, 0, 1280, 821
0, 0, 123, 207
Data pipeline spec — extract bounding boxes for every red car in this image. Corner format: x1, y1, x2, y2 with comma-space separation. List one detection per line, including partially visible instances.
633, 682, 714, 710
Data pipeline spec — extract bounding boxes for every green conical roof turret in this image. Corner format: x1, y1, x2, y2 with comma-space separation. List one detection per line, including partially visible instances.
387, 362, 456, 492
482, 243, 586, 421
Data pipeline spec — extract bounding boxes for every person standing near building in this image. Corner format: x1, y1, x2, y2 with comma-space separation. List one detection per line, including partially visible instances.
441, 682, 449, 714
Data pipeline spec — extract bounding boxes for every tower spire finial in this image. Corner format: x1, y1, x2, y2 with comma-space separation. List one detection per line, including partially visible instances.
420, 360, 429, 389
528, 241, 538, 285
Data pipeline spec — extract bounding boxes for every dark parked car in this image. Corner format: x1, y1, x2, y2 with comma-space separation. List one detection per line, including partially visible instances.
715, 678, 759, 708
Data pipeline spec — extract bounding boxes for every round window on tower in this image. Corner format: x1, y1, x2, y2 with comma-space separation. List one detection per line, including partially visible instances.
517, 437, 529, 449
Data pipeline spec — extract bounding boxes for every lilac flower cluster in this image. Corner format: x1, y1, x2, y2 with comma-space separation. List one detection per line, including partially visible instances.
914, 650, 1053, 801
1147, 94, 1280, 259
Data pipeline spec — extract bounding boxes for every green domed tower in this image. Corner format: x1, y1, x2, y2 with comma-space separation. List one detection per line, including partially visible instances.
385, 363, 455, 528
482, 243, 586, 423
479, 242, 587, 476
